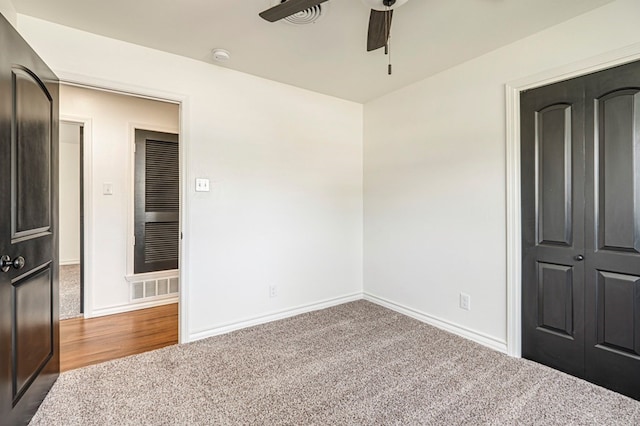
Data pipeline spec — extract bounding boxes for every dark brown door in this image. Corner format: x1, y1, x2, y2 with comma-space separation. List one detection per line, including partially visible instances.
583, 61, 640, 397
0, 13, 60, 425
522, 60, 640, 399
521, 77, 587, 378
133, 129, 179, 274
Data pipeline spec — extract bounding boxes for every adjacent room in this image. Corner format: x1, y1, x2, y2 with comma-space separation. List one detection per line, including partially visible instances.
0, 0, 639, 424
57, 84, 181, 371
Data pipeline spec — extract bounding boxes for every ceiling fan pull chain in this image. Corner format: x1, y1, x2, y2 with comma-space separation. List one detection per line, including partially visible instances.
386, 5, 392, 75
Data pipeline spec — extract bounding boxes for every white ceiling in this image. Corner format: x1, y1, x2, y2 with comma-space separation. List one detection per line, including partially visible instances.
12, 0, 614, 103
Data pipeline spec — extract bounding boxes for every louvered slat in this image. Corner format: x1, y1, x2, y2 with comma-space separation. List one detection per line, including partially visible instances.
144, 222, 179, 263
145, 139, 179, 212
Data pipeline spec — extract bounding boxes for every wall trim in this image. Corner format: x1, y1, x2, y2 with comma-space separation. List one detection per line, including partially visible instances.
59, 259, 80, 266
125, 269, 179, 283
505, 41, 640, 357
56, 70, 191, 344
364, 292, 508, 354
56, 70, 184, 106
91, 296, 178, 318
189, 292, 363, 342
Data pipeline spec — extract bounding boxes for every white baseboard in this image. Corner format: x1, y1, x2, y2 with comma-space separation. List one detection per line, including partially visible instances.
188, 292, 508, 354
188, 292, 362, 342
88, 296, 178, 318
363, 292, 508, 354
59, 259, 80, 266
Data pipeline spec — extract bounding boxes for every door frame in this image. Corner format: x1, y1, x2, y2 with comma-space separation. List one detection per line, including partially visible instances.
55, 72, 190, 344
59, 117, 91, 316
505, 41, 640, 357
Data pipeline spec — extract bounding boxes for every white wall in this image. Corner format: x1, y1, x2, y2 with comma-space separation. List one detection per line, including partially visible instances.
59, 122, 81, 265
60, 84, 179, 311
24, 0, 634, 352
363, 0, 640, 349
0, 0, 16, 27
16, 15, 364, 339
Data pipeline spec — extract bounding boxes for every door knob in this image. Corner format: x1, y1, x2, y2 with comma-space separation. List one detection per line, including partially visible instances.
1, 255, 25, 272
574, 254, 584, 261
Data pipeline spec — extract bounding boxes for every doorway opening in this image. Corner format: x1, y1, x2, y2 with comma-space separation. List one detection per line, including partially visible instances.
58, 83, 181, 370
59, 121, 84, 320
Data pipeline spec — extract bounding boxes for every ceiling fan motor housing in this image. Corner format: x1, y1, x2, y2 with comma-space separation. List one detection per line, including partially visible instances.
362, 0, 408, 11
274, 0, 326, 24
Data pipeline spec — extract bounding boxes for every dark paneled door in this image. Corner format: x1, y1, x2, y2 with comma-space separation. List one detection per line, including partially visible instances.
521, 77, 586, 378
583, 62, 640, 397
522, 60, 640, 399
0, 13, 60, 425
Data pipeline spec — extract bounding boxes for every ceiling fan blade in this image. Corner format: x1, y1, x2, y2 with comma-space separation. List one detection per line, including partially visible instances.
367, 9, 393, 52
259, 0, 329, 22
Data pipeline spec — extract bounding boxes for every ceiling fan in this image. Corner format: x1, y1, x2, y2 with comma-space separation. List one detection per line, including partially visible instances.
259, 0, 409, 53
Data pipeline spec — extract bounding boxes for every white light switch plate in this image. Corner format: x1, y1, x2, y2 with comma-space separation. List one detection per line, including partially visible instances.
195, 178, 210, 192
103, 183, 113, 195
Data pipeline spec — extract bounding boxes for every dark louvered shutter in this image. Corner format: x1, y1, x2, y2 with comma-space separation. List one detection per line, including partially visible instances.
134, 129, 179, 273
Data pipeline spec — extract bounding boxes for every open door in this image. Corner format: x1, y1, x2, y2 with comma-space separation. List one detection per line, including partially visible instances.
0, 13, 60, 425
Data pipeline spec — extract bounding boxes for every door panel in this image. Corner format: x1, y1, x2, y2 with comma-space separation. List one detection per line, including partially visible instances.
0, 12, 59, 425
584, 60, 640, 399
596, 89, 640, 252
13, 264, 54, 403
521, 77, 586, 378
594, 271, 640, 357
536, 262, 575, 338
537, 104, 573, 246
12, 67, 53, 239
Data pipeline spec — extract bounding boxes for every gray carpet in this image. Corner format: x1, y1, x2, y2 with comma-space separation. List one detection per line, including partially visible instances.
31, 301, 640, 425
59, 264, 81, 320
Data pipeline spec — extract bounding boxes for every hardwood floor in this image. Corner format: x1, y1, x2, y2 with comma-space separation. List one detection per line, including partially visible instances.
60, 303, 178, 372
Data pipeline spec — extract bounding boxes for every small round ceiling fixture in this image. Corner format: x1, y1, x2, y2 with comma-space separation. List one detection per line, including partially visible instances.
361, 0, 408, 11
212, 48, 231, 62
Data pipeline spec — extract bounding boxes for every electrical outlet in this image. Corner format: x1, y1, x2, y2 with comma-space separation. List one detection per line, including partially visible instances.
460, 293, 471, 311
269, 285, 278, 298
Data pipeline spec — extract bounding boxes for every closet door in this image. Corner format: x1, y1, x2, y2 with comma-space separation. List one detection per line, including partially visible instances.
133, 129, 179, 274
583, 60, 640, 399
521, 77, 587, 377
